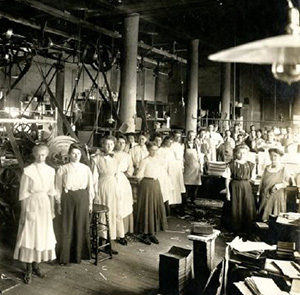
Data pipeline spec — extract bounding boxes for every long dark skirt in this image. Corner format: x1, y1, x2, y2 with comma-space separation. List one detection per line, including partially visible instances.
135, 178, 168, 235
223, 180, 256, 234
60, 189, 91, 264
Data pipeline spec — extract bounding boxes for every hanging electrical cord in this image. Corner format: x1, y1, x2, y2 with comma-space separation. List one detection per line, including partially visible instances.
180, 64, 185, 107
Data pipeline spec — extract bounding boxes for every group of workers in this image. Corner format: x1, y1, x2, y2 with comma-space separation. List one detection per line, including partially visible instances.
12, 122, 299, 284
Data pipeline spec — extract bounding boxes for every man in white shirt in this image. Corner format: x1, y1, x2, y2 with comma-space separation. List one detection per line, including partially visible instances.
206, 124, 224, 161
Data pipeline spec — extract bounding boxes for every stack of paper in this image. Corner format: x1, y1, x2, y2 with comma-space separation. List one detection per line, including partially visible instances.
207, 161, 226, 176
273, 260, 300, 279
277, 241, 296, 259
234, 276, 285, 295
228, 237, 276, 253
159, 246, 193, 295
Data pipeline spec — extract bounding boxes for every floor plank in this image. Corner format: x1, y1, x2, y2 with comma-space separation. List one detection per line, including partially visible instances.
0, 201, 229, 295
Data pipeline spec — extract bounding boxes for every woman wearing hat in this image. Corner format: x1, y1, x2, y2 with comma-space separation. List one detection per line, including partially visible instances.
258, 147, 291, 221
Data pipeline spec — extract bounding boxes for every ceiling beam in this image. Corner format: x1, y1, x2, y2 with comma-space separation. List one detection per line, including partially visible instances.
138, 42, 187, 64
117, 0, 212, 14
94, 0, 215, 49
0, 10, 78, 40
11, 0, 187, 63
14, 0, 121, 38
0, 11, 174, 66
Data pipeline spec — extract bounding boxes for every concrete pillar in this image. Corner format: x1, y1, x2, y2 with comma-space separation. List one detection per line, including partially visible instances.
292, 94, 300, 132
185, 39, 199, 133
55, 64, 65, 135
221, 63, 231, 131
119, 13, 139, 133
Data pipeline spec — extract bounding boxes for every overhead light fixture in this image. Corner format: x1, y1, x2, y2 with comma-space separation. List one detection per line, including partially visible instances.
107, 114, 115, 124
208, 0, 300, 85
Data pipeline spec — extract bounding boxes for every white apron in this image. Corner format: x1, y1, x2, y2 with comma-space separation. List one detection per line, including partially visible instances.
184, 148, 202, 185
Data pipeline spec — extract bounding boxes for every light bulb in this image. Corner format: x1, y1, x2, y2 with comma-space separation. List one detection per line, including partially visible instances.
208, 0, 300, 85
107, 115, 115, 124
272, 63, 300, 85
271, 47, 300, 85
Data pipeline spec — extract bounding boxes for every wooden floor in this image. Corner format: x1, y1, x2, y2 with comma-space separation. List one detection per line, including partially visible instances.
0, 200, 230, 295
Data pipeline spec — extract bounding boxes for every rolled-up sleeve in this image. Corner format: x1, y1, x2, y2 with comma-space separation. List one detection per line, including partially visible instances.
55, 166, 64, 204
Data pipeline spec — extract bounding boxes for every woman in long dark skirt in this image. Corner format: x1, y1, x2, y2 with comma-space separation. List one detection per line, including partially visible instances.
56, 143, 94, 264
222, 144, 256, 236
135, 142, 168, 245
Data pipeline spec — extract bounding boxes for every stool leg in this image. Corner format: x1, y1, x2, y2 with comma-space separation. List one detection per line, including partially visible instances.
95, 213, 99, 265
105, 212, 112, 259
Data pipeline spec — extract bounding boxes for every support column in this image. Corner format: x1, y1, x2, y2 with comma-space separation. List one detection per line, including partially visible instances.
185, 39, 199, 133
55, 64, 65, 135
292, 94, 300, 132
119, 13, 139, 133
221, 63, 231, 131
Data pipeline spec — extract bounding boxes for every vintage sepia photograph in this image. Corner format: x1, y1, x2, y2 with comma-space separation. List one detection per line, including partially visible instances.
0, 0, 299, 294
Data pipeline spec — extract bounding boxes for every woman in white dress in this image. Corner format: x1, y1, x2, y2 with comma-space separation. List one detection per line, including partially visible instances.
92, 136, 124, 252
161, 136, 185, 206
56, 143, 94, 264
114, 134, 134, 245
14, 145, 56, 284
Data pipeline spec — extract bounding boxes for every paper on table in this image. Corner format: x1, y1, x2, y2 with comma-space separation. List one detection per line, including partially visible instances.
227, 237, 276, 253
264, 258, 282, 274
290, 279, 300, 295
276, 214, 300, 227
273, 260, 300, 279
250, 276, 282, 295
234, 277, 287, 295
233, 282, 253, 295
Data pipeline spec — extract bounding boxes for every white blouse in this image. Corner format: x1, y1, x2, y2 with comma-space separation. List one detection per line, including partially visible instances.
136, 156, 161, 180
55, 162, 94, 205
129, 145, 149, 169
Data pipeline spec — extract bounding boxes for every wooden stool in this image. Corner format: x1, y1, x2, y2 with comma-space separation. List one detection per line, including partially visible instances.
188, 230, 220, 291
90, 204, 112, 265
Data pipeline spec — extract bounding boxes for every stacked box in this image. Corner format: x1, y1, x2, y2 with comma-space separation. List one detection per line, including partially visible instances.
159, 246, 193, 295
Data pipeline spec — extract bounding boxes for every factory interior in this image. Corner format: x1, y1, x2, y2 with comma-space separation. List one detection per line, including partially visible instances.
0, 0, 300, 294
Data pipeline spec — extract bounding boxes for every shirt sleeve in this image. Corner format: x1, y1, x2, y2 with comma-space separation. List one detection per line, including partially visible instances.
222, 165, 231, 179
91, 157, 99, 195
19, 173, 31, 201
55, 166, 64, 204
136, 158, 146, 180
48, 168, 56, 197
250, 163, 257, 182
127, 156, 134, 177
86, 166, 95, 206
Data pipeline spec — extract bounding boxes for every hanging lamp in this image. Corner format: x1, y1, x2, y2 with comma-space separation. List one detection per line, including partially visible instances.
208, 0, 300, 85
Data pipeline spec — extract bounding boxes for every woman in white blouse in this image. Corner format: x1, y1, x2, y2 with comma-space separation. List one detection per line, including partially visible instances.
56, 143, 94, 264
135, 142, 168, 245
129, 132, 149, 174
